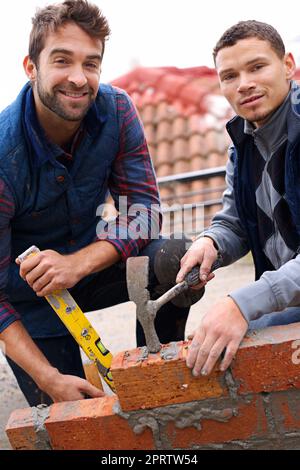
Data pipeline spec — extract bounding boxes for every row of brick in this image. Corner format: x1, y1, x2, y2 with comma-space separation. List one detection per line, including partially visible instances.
6, 323, 300, 450
6, 389, 300, 450
112, 323, 300, 411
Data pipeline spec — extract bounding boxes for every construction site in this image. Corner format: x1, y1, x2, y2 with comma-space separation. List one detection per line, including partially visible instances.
2, 66, 300, 451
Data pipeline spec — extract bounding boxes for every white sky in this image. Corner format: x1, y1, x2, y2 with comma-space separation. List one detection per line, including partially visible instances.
1, 0, 300, 111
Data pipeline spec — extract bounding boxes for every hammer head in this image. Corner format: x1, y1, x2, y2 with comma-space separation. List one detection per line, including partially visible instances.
126, 257, 161, 353
127, 256, 150, 306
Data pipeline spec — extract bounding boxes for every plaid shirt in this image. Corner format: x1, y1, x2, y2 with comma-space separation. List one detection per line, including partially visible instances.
0, 86, 161, 333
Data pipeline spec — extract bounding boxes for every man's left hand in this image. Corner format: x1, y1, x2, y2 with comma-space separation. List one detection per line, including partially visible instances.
16, 250, 82, 296
187, 297, 248, 376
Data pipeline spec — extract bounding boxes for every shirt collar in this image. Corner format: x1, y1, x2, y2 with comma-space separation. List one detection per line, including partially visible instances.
226, 82, 296, 147
244, 87, 291, 138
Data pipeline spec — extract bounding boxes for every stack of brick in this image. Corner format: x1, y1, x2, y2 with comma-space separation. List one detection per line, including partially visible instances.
6, 323, 300, 450
111, 67, 300, 229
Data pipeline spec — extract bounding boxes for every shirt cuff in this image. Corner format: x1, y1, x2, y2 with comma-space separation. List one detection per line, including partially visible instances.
229, 278, 278, 324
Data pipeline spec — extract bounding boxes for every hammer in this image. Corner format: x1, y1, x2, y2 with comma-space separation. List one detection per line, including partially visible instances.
127, 254, 221, 353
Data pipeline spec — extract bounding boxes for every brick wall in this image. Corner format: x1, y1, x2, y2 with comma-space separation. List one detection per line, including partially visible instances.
6, 323, 300, 450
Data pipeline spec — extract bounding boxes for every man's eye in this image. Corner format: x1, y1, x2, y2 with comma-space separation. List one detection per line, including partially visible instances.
55, 59, 67, 65
223, 74, 235, 82
85, 63, 98, 69
252, 64, 264, 71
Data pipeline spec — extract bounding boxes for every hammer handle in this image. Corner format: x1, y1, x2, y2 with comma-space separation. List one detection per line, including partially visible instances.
185, 256, 223, 286
154, 255, 223, 309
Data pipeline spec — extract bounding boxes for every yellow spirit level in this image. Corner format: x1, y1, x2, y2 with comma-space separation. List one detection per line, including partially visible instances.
18, 246, 115, 393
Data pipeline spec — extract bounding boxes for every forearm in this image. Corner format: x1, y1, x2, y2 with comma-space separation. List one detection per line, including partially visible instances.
230, 254, 300, 323
1, 321, 104, 402
70, 240, 121, 279
0, 320, 58, 390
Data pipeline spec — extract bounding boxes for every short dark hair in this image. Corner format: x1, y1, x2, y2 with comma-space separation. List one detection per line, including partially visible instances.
29, 0, 111, 66
213, 20, 285, 64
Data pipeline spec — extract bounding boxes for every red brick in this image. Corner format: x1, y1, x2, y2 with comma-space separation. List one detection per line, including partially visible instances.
232, 324, 300, 395
111, 341, 226, 412
165, 396, 268, 448
6, 407, 49, 450
45, 396, 154, 450
6, 397, 155, 451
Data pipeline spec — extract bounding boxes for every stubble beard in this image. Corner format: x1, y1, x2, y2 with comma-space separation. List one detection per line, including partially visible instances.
36, 76, 94, 122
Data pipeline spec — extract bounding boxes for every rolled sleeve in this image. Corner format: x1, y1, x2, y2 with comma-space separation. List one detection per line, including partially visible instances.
96, 89, 162, 261
0, 297, 21, 333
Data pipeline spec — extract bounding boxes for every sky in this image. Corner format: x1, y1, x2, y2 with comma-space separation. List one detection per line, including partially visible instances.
1, 0, 300, 111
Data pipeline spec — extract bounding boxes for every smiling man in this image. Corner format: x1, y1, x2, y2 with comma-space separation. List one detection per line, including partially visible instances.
0, 0, 190, 406
176, 20, 300, 377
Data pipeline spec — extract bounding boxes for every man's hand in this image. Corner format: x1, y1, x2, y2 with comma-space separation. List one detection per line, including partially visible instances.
38, 368, 105, 402
16, 250, 82, 296
176, 237, 218, 288
187, 297, 248, 376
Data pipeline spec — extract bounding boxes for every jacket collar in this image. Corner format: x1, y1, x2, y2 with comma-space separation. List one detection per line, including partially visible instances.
226, 81, 300, 148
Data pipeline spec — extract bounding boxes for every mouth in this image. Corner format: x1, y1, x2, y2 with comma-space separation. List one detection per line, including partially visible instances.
59, 90, 89, 100
240, 94, 264, 106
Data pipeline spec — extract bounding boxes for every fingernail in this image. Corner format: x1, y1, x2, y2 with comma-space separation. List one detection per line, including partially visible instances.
201, 369, 208, 376
192, 369, 200, 377
200, 274, 207, 282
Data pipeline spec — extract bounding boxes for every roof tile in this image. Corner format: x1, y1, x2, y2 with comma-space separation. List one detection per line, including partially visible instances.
172, 138, 189, 161
156, 120, 172, 143
156, 141, 172, 166
172, 116, 187, 139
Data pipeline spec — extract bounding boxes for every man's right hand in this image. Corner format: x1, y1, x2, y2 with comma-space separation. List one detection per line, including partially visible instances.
176, 237, 218, 288
39, 368, 105, 403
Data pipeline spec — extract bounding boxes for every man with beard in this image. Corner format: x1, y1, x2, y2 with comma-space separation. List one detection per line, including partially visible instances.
176, 20, 300, 379
0, 0, 190, 405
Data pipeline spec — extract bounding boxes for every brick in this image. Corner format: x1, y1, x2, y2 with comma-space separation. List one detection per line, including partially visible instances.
269, 389, 300, 433
111, 341, 226, 412
45, 396, 154, 450
6, 407, 50, 450
112, 325, 300, 413
6, 397, 155, 451
164, 395, 268, 449
82, 359, 103, 392
232, 323, 300, 395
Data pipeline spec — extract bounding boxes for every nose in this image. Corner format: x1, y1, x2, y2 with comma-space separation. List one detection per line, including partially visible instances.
237, 73, 256, 94
68, 66, 88, 88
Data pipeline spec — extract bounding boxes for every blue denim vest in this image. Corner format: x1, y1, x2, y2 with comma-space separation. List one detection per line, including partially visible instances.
0, 83, 121, 337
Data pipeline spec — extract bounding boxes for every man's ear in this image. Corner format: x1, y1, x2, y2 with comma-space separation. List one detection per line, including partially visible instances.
23, 55, 37, 82
284, 52, 296, 80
